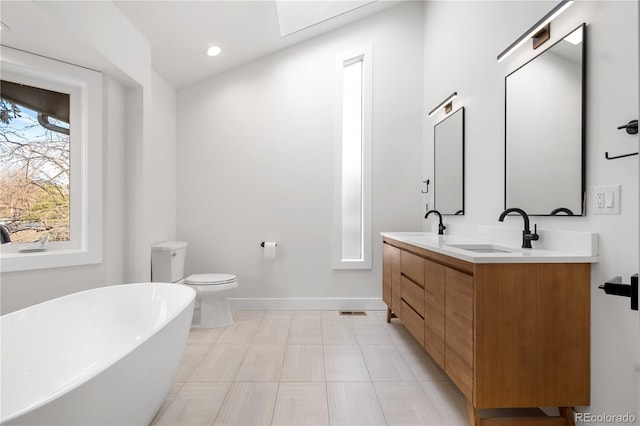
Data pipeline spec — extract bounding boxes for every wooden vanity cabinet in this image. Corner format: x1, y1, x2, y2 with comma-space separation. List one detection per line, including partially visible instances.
383, 243, 402, 322
382, 237, 590, 426
423, 259, 445, 368
445, 267, 474, 399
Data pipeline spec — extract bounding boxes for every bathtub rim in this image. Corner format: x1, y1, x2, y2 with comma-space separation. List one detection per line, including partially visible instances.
0, 282, 196, 424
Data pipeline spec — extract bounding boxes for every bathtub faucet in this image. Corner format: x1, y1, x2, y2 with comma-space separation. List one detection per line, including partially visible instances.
425, 210, 446, 235
498, 207, 539, 248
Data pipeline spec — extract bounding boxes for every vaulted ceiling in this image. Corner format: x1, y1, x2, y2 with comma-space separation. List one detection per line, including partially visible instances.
115, 1, 403, 89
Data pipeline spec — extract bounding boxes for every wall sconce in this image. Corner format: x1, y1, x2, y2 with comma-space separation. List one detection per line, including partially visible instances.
428, 92, 457, 117
497, 0, 574, 63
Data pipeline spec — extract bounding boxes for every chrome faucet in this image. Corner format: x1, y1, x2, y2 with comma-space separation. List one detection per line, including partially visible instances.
425, 210, 446, 235
498, 207, 539, 248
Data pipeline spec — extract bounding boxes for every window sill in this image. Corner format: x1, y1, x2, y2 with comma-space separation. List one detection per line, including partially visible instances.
0, 246, 102, 272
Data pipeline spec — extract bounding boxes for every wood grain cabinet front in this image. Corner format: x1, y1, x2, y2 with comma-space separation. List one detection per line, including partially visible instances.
423, 259, 445, 368
381, 236, 590, 426
382, 243, 401, 322
444, 267, 474, 400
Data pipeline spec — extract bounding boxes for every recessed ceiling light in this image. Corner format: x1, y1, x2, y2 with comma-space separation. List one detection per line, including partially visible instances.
205, 46, 222, 57
0, 22, 10, 32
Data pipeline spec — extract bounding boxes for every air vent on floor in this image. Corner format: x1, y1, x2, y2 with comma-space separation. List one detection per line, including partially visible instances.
339, 311, 367, 316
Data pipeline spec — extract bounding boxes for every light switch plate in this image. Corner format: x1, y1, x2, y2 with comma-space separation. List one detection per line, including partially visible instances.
593, 184, 621, 214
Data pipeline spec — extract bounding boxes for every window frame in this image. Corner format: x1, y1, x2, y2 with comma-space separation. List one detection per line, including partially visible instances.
0, 47, 103, 272
332, 44, 373, 270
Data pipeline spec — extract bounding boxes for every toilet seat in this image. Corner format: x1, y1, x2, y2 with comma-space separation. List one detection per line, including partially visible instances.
185, 273, 237, 286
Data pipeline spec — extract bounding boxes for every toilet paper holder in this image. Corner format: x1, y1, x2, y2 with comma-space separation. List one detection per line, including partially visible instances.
260, 241, 277, 247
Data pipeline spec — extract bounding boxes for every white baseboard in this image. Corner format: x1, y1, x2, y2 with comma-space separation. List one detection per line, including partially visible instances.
228, 297, 387, 311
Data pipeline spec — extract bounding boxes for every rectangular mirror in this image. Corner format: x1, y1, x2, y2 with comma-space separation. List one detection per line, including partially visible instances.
505, 24, 585, 216
434, 106, 464, 215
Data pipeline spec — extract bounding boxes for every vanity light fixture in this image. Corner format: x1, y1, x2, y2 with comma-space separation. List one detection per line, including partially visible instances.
496, 0, 574, 63
428, 92, 457, 117
205, 45, 222, 57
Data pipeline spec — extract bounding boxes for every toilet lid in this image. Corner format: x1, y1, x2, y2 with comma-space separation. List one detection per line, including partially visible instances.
185, 273, 237, 285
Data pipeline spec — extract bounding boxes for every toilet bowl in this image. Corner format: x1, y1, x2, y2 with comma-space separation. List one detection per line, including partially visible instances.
150, 242, 238, 329
182, 274, 238, 328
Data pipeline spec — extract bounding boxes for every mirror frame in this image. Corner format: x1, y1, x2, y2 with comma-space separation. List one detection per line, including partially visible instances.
434, 106, 465, 216
504, 23, 586, 216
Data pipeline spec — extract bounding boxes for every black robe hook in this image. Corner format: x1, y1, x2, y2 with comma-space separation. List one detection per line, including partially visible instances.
617, 119, 638, 135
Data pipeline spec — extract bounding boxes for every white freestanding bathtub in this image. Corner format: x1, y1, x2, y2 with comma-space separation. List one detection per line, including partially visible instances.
0, 283, 196, 426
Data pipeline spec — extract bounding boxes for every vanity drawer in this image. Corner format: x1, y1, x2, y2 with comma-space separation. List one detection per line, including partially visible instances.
401, 250, 424, 287
401, 275, 424, 317
401, 299, 424, 346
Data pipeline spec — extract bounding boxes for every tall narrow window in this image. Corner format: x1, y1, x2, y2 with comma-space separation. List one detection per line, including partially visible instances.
333, 45, 372, 269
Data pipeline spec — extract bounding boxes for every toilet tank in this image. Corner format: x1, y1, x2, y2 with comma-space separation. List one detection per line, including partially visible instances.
151, 241, 188, 283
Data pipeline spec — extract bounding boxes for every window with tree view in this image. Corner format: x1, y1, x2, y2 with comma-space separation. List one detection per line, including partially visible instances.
1, 81, 71, 244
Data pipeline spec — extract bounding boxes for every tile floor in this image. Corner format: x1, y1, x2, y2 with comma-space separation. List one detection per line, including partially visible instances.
150, 310, 470, 426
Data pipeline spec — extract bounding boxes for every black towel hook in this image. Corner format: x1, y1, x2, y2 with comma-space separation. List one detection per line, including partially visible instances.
617, 119, 638, 135
606, 120, 639, 160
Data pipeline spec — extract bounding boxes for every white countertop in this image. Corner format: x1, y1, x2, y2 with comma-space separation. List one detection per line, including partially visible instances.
381, 232, 599, 264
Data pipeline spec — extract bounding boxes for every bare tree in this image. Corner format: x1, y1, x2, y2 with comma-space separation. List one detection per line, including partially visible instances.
0, 99, 70, 242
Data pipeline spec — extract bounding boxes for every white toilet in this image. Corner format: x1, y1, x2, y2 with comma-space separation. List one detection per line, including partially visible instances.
151, 241, 238, 328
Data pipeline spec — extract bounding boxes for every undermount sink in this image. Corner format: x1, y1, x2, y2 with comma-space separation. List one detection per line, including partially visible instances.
445, 244, 516, 254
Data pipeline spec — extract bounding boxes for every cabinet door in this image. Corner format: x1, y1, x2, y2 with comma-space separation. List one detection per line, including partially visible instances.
390, 246, 402, 315
445, 267, 474, 399
424, 259, 445, 368
382, 243, 393, 307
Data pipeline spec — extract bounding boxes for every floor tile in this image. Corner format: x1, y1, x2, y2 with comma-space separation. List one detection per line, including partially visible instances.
280, 345, 325, 381
293, 311, 324, 320
217, 320, 260, 344
384, 321, 417, 345
187, 327, 225, 345
395, 343, 449, 382
235, 345, 286, 381
349, 311, 382, 323
360, 344, 415, 381
353, 322, 394, 345
321, 320, 358, 345
272, 382, 329, 425
263, 310, 293, 320
288, 319, 323, 344
214, 382, 278, 426
153, 312, 475, 426
233, 311, 265, 321
153, 382, 231, 425
189, 344, 249, 382
320, 311, 349, 321
174, 343, 211, 382
419, 381, 469, 425
374, 381, 444, 426
323, 345, 370, 381
251, 319, 291, 345
326, 382, 386, 425
373, 310, 390, 322
150, 382, 184, 425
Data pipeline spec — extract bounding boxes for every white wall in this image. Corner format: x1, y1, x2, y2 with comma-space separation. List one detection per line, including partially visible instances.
0, 1, 177, 312
422, 1, 639, 421
149, 71, 178, 245
1, 76, 127, 313
176, 2, 424, 309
